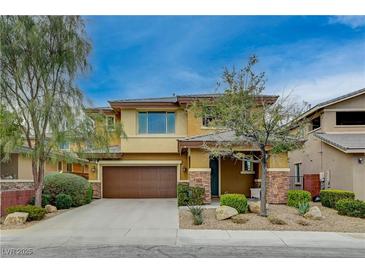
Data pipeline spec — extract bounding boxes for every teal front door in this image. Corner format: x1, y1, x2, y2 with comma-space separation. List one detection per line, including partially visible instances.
210, 158, 219, 196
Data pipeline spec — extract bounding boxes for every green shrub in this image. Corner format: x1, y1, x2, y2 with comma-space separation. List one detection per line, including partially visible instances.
85, 186, 93, 204
297, 202, 310, 216
188, 205, 204, 225
55, 193, 73, 209
287, 190, 311, 208
43, 173, 92, 207
6, 205, 47, 221
336, 199, 365, 218
220, 194, 248, 213
29, 194, 52, 207
320, 189, 355, 208
177, 183, 205, 206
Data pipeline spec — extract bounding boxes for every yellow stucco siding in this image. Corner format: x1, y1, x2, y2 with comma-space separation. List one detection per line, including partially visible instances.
220, 158, 254, 196
268, 152, 289, 168
17, 155, 33, 180
120, 108, 187, 153
186, 109, 215, 136
189, 149, 209, 168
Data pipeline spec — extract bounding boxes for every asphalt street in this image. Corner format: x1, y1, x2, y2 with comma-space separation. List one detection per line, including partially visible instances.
1, 244, 365, 258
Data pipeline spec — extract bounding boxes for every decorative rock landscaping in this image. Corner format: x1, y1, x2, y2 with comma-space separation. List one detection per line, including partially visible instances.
4, 212, 29, 225
45, 204, 57, 213
215, 206, 238, 220
304, 206, 322, 220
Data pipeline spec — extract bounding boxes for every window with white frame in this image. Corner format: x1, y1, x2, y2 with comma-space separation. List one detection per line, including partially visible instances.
294, 163, 301, 184
106, 116, 115, 131
138, 112, 175, 134
60, 142, 70, 150
241, 156, 254, 174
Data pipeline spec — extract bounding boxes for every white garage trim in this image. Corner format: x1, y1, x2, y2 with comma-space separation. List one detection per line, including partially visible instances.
97, 160, 182, 198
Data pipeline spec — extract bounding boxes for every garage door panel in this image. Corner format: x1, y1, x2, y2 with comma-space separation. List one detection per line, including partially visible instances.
103, 166, 177, 198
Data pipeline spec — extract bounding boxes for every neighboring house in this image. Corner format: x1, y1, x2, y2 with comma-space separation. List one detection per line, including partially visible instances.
85, 93, 289, 204
0, 146, 90, 181
289, 88, 365, 200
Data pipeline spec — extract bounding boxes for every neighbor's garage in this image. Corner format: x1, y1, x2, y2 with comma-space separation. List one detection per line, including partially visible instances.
102, 166, 177, 198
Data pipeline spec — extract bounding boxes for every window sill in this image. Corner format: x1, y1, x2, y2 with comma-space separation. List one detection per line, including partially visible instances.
240, 171, 255, 175
334, 125, 365, 128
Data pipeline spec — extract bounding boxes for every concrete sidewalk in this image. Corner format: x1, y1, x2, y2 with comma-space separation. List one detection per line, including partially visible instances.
2, 228, 364, 249
177, 229, 365, 249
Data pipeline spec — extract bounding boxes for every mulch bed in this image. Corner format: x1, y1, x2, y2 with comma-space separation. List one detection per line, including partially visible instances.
179, 203, 365, 233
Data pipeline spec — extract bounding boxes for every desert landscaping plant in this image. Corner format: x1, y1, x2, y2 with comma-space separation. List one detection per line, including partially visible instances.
268, 215, 287, 225
297, 202, 310, 216
43, 173, 92, 207
177, 183, 205, 206
55, 193, 73, 209
191, 56, 307, 216
287, 190, 311, 208
6, 205, 47, 221
336, 199, 365, 218
320, 189, 355, 208
188, 205, 204, 225
220, 194, 248, 213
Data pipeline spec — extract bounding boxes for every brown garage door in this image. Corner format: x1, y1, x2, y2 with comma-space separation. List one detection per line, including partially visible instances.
102, 166, 177, 198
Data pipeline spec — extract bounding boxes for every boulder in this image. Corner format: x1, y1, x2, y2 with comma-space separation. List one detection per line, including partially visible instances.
248, 201, 268, 214
215, 206, 238, 220
304, 206, 322, 220
4, 212, 29, 225
45, 204, 57, 213
231, 214, 249, 224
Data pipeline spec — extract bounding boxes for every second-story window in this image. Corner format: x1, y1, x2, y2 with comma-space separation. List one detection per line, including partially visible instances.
106, 116, 115, 131
311, 116, 321, 130
60, 142, 70, 150
336, 111, 365, 126
138, 112, 175, 134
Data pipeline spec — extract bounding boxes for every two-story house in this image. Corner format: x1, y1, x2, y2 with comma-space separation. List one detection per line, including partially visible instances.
289, 88, 365, 200
87, 93, 290, 204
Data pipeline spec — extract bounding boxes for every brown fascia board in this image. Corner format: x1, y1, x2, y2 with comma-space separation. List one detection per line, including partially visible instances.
86, 107, 115, 115
177, 95, 279, 105
108, 101, 178, 109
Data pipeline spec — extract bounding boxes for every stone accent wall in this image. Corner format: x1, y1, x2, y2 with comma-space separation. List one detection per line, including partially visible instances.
0, 180, 34, 191
266, 170, 289, 204
188, 170, 211, 204
91, 181, 102, 199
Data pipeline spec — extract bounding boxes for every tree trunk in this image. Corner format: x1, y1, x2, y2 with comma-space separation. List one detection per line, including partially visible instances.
260, 150, 268, 217
32, 159, 45, 207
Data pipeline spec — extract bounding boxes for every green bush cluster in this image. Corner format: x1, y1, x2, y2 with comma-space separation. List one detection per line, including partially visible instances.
6, 205, 47, 221
55, 193, 73, 209
287, 190, 311, 208
336, 199, 365, 218
43, 173, 93, 207
220, 194, 248, 213
320, 189, 355, 208
177, 183, 205, 206
188, 205, 204, 225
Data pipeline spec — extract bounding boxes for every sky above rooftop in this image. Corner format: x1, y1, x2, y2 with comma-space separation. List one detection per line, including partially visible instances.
78, 16, 365, 107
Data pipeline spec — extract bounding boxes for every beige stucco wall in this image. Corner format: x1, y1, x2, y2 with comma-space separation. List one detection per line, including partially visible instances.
17, 155, 33, 180
186, 109, 215, 136
120, 108, 187, 153
268, 152, 289, 168
352, 156, 365, 200
321, 93, 365, 133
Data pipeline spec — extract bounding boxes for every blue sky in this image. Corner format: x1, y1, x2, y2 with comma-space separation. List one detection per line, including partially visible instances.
78, 16, 365, 107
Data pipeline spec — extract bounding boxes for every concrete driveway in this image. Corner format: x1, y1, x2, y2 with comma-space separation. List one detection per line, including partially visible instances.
1, 199, 179, 247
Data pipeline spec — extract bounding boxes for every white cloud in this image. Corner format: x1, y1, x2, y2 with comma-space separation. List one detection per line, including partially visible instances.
329, 16, 365, 28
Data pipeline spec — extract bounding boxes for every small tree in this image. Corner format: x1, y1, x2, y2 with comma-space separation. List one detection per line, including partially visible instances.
0, 16, 123, 206
191, 56, 307, 216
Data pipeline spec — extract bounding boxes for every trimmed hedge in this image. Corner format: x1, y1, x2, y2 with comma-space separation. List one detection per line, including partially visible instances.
177, 183, 205, 206
320, 189, 355, 208
6, 205, 47, 221
220, 194, 248, 213
336, 199, 365, 218
287, 190, 311, 208
43, 173, 92, 207
55, 193, 73, 209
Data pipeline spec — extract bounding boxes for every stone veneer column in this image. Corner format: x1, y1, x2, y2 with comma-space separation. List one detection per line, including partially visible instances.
266, 168, 290, 204
91, 181, 102, 199
188, 168, 211, 204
